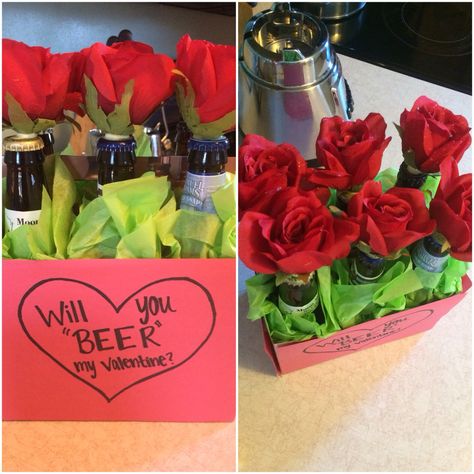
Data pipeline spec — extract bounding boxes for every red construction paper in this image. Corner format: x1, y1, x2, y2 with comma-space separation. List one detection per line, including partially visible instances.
3, 258, 235, 421
263, 276, 471, 374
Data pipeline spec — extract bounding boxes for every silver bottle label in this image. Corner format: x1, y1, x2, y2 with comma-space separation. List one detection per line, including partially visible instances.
180, 172, 226, 214
5, 208, 41, 231
412, 240, 448, 273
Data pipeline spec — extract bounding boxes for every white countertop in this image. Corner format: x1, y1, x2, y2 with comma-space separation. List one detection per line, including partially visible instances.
238, 54, 472, 472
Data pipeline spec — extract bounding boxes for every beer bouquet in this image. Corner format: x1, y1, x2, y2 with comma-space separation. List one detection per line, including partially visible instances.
2, 36, 236, 261
240, 96, 471, 343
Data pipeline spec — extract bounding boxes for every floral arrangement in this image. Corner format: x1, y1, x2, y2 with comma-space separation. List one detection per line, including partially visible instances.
241, 96, 471, 343
2, 35, 235, 138
2, 36, 236, 260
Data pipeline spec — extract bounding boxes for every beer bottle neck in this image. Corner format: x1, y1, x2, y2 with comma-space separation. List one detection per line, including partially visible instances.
412, 234, 449, 273
396, 162, 428, 189
350, 248, 385, 284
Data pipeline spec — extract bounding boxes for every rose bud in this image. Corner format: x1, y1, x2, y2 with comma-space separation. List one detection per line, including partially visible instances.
239, 187, 359, 274
82, 41, 174, 124
176, 34, 235, 129
2, 39, 81, 124
347, 180, 436, 257
309, 113, 391, 190
399, 96, 471, 173
430, 158, 472, 261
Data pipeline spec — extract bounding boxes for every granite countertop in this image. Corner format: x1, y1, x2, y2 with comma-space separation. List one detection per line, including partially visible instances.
238, 54, 472, 472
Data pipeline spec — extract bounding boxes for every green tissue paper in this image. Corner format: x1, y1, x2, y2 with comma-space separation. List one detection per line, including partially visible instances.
246, 253, 467, 344
3, 156, 236, 261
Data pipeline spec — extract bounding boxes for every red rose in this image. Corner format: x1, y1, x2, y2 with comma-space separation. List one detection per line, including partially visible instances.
239, 134, 328, 217
2, 39, 79, 123
239, 171, 288, 220
399, 96, 471, 173
239, 187, 359, 274
430, 158, 472, 261
299, 168, 331, 205
347, 181, 436, 256
239, 134, 307, 185
82, 41, 174, 124
309, 113, 391, 190
176, 34, 235, 124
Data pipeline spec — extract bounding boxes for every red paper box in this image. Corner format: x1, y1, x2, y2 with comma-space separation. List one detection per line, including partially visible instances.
3, 258, 235, 421
262, 276, 471, 374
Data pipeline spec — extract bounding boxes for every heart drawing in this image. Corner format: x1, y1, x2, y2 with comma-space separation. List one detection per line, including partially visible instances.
18, 277, 216, 401
303, 309, 434, 354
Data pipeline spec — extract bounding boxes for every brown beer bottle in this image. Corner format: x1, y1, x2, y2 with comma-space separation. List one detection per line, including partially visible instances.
96, 134, 136, 195
278, 272, 321, 317
349, 248, 386, 284
395, 162, 427, 188
4, 134, 45, 231
38, 128, 55, 157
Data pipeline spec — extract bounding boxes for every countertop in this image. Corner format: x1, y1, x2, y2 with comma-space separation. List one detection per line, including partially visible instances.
238, 54, 472, 472
3, 422, 235, 472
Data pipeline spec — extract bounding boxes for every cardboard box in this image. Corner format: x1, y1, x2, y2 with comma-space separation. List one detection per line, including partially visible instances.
262, 276, 471, 374
3, 258, 235, 421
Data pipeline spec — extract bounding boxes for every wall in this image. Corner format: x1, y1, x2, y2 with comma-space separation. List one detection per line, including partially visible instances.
2, 2, 235, 55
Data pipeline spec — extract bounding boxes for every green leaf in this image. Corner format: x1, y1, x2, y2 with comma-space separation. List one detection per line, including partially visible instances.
5, 92, 35, 133
355, 240, 373, 255
192, 110, 235, 139
84, 75, 109, 132
402, 149, 419, 170
107, 79, 134, 136
175, 75, 235, 139
393, 122, 404, 139
32, 118, 56, 133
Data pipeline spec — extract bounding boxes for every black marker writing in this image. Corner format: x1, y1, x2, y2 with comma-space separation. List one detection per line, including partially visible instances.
72, 324, 160, 354
135, 295, 176, 324
34, 300, 88, 327
73, 360, 97, 379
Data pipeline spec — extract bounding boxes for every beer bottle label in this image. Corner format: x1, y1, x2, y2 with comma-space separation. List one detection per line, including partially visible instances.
412, 240, 448, 273
350, 261, 384, 284
180, 172, 227, 214
5, 208, 41, 231
278, 291, 320, 316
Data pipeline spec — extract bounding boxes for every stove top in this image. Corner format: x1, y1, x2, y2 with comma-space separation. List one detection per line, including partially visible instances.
299, 2, 472, 95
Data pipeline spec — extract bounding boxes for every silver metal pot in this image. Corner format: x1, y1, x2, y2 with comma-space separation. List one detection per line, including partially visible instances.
239, 3, 353, 160
292, 2, 366, 21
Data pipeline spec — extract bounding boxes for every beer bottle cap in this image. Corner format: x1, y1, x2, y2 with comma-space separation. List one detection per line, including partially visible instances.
97, 136, 136, 152
3, 135, 44, 152
188, 136, 230, 153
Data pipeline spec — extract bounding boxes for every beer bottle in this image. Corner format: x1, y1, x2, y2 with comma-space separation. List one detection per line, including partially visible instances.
350, 248, 386, 284
395, 162, 427, 189
38, 128, 55, 157
412, 232, 449, 273
335, 190, 356, 212
96, 134, 136, 195
4, 134, 44, 231
180, 136, 229, 213
278, 272, 324, 321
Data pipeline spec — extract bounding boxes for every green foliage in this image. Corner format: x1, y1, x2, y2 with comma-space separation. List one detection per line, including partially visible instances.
174, 72, 235, 139
84, 76, 134, 135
